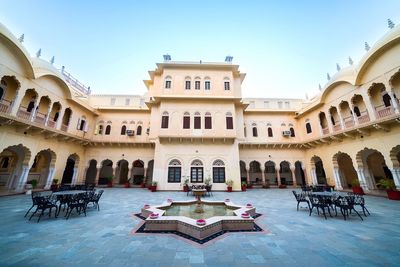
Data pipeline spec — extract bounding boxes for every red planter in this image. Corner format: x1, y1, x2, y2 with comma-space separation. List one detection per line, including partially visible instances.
227, 186, 232, 192
124, 182, 130, 188
107, 182, 113, 188
150, 186, 157, 192
50, 184, 59, 191
241, 186, 247, 192
387, 190, 400, 200
183, 185, 189, 192
141, 183, 145, 188
279, 185, 287, 189
352, 186, 364, 195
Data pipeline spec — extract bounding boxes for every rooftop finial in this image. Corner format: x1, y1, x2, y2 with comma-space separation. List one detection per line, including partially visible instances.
305, 93, 309, 100
388, 19, 395, 29
327, 73, 331, 80
364, 42, 370, 51
319, 84, 322, 91
18, 34, 24, 43
336, 63, 341, 71
163, 54, 171, 61
36, 49, 41, 58
348, 57, 353, 65
225, 56, 233, 63
50, 56, 55, 64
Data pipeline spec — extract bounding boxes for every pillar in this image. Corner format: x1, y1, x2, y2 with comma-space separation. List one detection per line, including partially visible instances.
390, 168, 400, 190
246, 169, 250, 184
143, 167, 148, 182
16, 165, 29, 192
356, 167, 369, 191
302, 166, 308, 186
290, 166, 297, 187
276, 168, 281, 186
44, 167, 56, 189
388, 90, 400, 114
56, 108, 65, 129
311, 168, 318, 185
71, 167, 79, 185
260, 166, 266, 186
349, 102, 359, 126
332, 167, 343, 190
10, 87, 22, 116
95, 166, 101, 185
44, 104, 52, 125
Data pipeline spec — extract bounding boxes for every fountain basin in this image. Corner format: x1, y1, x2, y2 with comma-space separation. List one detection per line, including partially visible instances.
140, 200, 256, 240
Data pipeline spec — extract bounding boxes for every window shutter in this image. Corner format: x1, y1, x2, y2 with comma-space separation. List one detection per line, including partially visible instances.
194, 116, 201, 129
76, 118, 81, 130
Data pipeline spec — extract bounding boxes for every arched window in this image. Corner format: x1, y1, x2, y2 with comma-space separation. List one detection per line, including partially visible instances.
98, 124, 104, 135
213, 159, 225, 183
226, 112, 233, 129
164, 76, 172, 89
353, 106, 361, 117
77, 116, 87, 131
204, 77, 211, 90
268, 127, 273, 137
224, 77, 230, 90
185, 76, 191, 90
204, 112, 212, 129
183, 112, 190, 129
161, 111, 169, 128
137, 125, 142, 135
27, 98, 35, 112
290, 127, 295, 137
191, 159, 203, 183
330, 115, 335, 125
382, 93, 392, 107
194, 77, 201, 90
0, 157, 10, 169
105, 125, 111, 135
305, 119, 312, 134
194, 112, 201, 129
168, 159, 181, 183
252, 123, 258, 137
121, 125, 127, 135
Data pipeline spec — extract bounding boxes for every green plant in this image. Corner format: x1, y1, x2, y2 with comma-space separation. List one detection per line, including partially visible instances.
376, 178, 396, 190
107, 176, 114, 182
29, 179, 38, 189
351, 179, 360, 187
151, 181, 158, 186
183, 178, 189, 186
52, 178, 59, 184
241, 182, 247, 186
205, 178, 212, 186
225, 179, 234, 187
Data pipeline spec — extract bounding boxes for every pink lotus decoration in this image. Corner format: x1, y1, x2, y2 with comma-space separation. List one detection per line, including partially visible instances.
196, 219, 206, 226
246, 203, 253, 208
241, 212, 250, 218
149, 213, 159, 219
225, 199, 230, 202
167, 199, 173, 203
143, 204, 150, 209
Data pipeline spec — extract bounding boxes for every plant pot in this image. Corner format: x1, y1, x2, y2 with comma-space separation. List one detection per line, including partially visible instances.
107, 181, 113, 188
151, 185, 157, 192
387, 190, 400, 200
124, 182, 130, 188
183, 185, 189, 192
279, 184, 287, 189
352, 186, 364, 195
241, 186, 247, 192
50, 184, 59, 191
227, 186, 232, 192
141, 182, 145, 188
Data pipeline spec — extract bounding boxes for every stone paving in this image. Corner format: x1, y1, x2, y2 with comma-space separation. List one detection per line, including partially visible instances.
0, 188, 399, 267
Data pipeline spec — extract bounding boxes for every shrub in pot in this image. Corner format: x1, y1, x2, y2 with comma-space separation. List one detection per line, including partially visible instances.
107, 176, 113, 188
27, 179, 38, 189
376, 178, 400, 200
124, 177, 131, 188
51, 179, 59, 191
241, 182, 247, 191
225, 179, 233, 192
182, 178, 189, 192
151, 181, 157, 192
351, 179, 364, 195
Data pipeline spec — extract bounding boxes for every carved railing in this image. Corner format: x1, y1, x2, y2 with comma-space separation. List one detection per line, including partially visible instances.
375, 104, 394, 118
0, 99, 12, 114
34, 112, 47, 124
17, 106, 31, 120
322, 127, 329, 135
333, 123, 342, 132
47, 120, 56, 128
357, 111, 370, 124
343, 116, 354, 128
61, 124, 69, 132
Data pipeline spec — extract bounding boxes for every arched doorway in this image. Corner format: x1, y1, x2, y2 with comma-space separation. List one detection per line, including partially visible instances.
264, 161, 277, 185
17, 88, 38, 120
279, 161, 293, 185
240, 161, 247, 183
389, 145, 400, 189
61, 154, 79, 184
311, 156, 327, 185
333, 152, 357, 189
116, 159, 129, 184
0, 76, 20, 114
28, 149, 56, 189
85, 159, 97, 185
0, 144, 31, 191
249, 161, 262, 185
294, 161, 305, 185
132, 160, 144, 185
99, 159, 113, 185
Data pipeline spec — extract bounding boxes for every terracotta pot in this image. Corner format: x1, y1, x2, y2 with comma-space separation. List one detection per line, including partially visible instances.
279, 184, 287, 189
141, 183, 145, 188
227, 186, 232, 192
50, 184, 59, 191
151, 185, 157, 192
124, 182, 130, 188
107, 182, 113, 188
241, 186, 247, 192
183, 185, 189, 192
387, 190, 400, 200
352, 186, 364, 195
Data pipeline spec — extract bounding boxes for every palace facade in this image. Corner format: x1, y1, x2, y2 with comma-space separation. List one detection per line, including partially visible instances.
0, 22, 399, 192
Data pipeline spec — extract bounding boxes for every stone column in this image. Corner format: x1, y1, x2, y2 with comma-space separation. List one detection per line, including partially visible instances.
348, 102, 359, 126
388, 90, 400, 114
390, 168, 400, 190
112, 167, 117, 185
30, 100, 39, 122
44, 105, 52, 126
56, 108, 65, 129
332, 167, 343, 190
95, 166, 101, 185
10, 88, 22, 116
127, 167, 133, 182
365, 93, 377, 121
16, 165, 30, 192
301, 166, 308, 186
336, 111, 344, 130
276, 168, 281, 186
44, 167, 56, 189
311, 168, 318, 185
143, 167, 148, 184
260, 166, 266, 186
356, 168, 369, 191
71, 167, 79, 185
246, 169, 250, 184
290, 166, 297, 187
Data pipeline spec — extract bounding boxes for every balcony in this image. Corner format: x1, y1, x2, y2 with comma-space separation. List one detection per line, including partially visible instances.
0, 99, 12, 114
61, 124, 68, 132
375, 105, 394, 119
343, 116, 355, 128
322, 127, 329, 135
333, 123, 342, 132
17, 107, 31, 120
47, 120, 56, 128
357, 111, 370, 124
33, 112, 47, 125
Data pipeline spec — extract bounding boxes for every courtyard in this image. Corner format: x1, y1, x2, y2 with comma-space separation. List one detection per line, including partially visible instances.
0, 188, 399, 267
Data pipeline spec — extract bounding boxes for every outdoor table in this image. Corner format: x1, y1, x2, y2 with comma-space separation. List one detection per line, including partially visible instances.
52, 190, 87, 196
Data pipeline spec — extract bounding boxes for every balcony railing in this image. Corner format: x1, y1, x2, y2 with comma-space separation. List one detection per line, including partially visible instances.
375, 104, 394, 119
333, 123, 342, 132
47, 120, 56, 128
34, 112, 47, 125
357, 111, 370, 124
17, 106, 31, 120
343, 116, 354, 128
322, 127, 329, 135
0, 99, 12, 114
61, 124, 69, 132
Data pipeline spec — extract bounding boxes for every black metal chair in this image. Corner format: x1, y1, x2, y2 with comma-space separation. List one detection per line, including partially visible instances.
333, 196, 363, 221
292, 191, 310, 211
206, 185, 213, 197
309, 194, 333, 219
348, 192, 370, 216
28, 195, 58, 223
65, 193, 87, 220
186, 185, 193, 196
24, 191, 52, 218
87, 189, 104, 211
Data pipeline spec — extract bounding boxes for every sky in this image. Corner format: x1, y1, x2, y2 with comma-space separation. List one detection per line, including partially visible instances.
1, 0, 399, 99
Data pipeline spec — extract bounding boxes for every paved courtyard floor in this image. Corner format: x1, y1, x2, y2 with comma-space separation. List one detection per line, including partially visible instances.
0, 188, 399, 267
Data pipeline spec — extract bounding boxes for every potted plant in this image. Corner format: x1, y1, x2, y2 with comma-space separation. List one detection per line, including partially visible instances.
351, 179, 364, 195
247, 181, 253, 189
27, 179, 38, 189
182, 178, 189, 192
225, 179, 234, 192
151, 181, 157, 192
376, 178, 400, 200
124, 177, 131, 188
107, 176, 113, 188
141, 176, 147, 188
263, 181, 270, 189
241, 182, 247, 191
51, 179, 59, 191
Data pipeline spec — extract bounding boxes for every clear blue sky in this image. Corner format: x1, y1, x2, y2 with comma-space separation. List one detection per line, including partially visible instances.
1, 0, 399, 98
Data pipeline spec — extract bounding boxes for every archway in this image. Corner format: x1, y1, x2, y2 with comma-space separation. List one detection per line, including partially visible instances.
0, 76, 20, 113
0, 144, 31, 191
333, 152, 357, 189
61, 154, 79, 184
117, 159, 129, 184
240, 161, 247, 183
99, 159, 113, 185
294, 161, 305, 185
85, 159, 97, 185
264, 161, 277, 185
311, 156, 327, 185
279, 161, 293, 185
249, 161, 262, 185
17, 88, 37, 120
132, 160, 144, 185
34, 96, 51, 124
390, 145, 400, 168
28, 149, 56, 188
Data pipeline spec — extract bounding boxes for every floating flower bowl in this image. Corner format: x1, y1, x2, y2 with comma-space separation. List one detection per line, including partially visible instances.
143, 204, 150, 209
225, 199, 230, 202
149, 213, 159, 219
241, 212, 250, 218
246, 203, 253, 208
196, 219, 206, 226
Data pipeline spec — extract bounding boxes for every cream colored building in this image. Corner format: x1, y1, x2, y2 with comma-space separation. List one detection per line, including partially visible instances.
0, 22, 399, 193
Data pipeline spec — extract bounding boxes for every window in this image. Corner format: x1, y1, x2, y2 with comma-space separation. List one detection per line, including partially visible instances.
205, 81, 211, 90
290, 127, 295, 137
212, 160, 225, 183
195, 80, 200, 90
185, 80, 191, 90
194, 112, 201, 129
382, 93, 391, 107
77, 117, 87, 131
27, 100, 35, 112
224, 81, 230, 90
191, 160, 203, 183
105, 125, 111, 135
161, 112, 169, 128
125, 98, 130, 106
205, 112, 212, 129
278, 101, 283, 109
330, 116, 335, 125
226, 112, 233, 129
121, 125, 126, 135
268, 127, 273, 137
264, 101, 270, 108
183, 112, 190, 129
111, 98, 116, 106
168, 160, 181, 183
252, 124, 258, 137
137, 125, 142, 135
285, 101, 290, 108
165, 76, 172, 89
53, 112, 59, 122
353, 106, 361, 117
98, 125, 104, 135
0, 157, 9, 169
306, 120, 312, 134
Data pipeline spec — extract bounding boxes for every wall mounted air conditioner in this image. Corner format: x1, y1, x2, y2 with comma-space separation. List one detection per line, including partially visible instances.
282, 131, 291, 137
126, 130, 135, 136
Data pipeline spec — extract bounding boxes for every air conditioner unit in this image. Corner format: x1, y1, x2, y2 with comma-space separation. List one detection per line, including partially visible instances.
282, 131, 291, 137
126, 130, 135, 136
